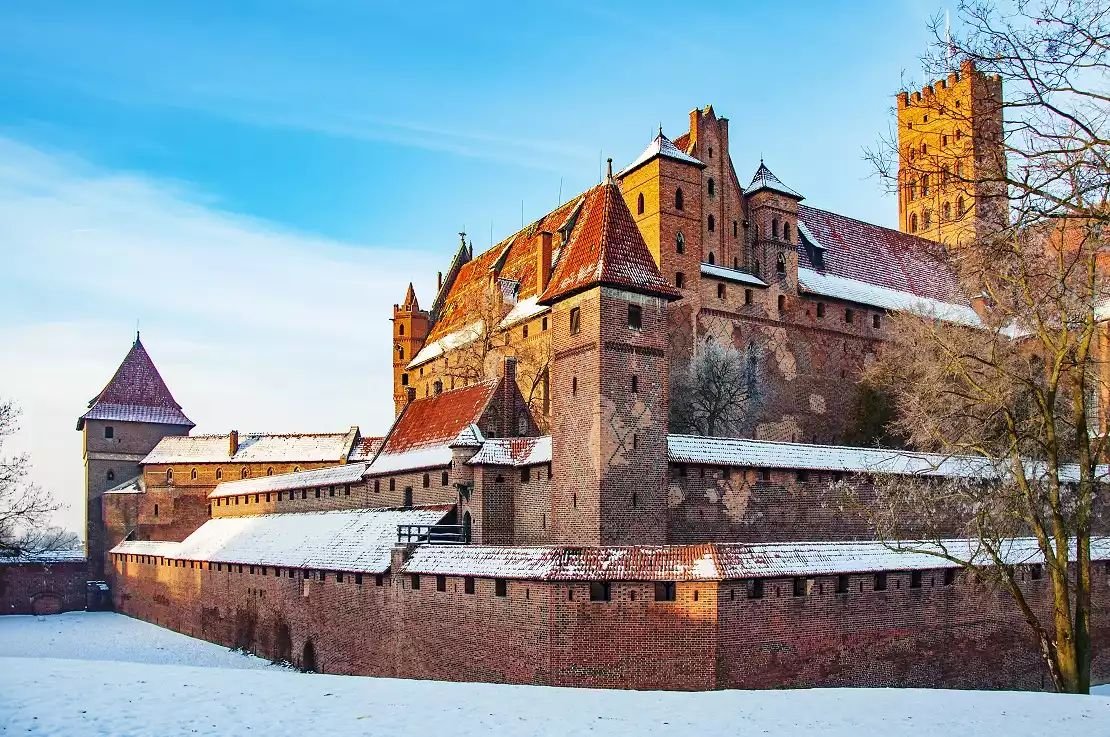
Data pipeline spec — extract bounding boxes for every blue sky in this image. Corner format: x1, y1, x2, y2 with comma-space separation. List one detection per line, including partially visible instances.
0, 0, 943, 532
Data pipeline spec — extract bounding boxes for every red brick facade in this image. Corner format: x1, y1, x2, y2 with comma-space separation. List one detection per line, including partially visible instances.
1, 560, 90, 615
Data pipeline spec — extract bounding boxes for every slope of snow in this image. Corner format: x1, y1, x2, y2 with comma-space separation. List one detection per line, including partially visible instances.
1, 612, 1108, 736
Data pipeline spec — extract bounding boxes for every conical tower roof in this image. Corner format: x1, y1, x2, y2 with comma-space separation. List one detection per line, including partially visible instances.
745, 160, 803, 200
539, 168, 681, 304
402, 282, 420, 310
77, 335, 194, 430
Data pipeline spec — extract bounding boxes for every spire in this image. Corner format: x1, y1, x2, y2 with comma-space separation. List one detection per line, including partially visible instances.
605, 157, 614, 183
539, 180, 681, 305
745, 160, 804, 200
402, 282, 420, 310
77, 336, 194, 430
617, 129, 705, 178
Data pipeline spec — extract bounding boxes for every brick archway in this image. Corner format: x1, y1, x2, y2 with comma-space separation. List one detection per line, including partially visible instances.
30, 592, 63, 616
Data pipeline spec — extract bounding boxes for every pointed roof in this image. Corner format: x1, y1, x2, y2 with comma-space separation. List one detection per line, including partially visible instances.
745, 160, 803, 200
539, 176, 682, 304
617, 130, 705, 178
402, 282, 420, 310
77, 335, 194, 430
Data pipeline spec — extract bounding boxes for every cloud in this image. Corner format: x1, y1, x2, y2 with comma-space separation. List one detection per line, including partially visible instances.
0, 136, 439, 536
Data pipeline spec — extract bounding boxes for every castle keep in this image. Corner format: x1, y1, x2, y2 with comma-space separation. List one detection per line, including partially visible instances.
47, 62, 1110, 690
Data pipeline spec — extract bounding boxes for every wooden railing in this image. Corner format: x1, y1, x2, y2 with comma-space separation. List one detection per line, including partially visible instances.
397, 524, 469, 545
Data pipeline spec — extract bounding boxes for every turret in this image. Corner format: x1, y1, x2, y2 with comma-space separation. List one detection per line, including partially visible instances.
392, 283, 430, 416
744, 160, 803, 292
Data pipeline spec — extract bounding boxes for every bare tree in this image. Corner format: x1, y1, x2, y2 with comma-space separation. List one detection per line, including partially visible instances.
1, 399, 77, 557
858, 0, 1110, 693
670, 340, 756, 436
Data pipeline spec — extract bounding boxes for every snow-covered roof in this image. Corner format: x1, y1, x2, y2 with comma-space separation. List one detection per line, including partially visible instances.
700, 263, 768, 287
103, 475, 144, 494
745, 161, 803, 199
499, 296, 549, 330
466, 436, 551, 467
403, 538, 1110, 581
667, 435, 992, 477
450, 424, 485, 448
408, 320, 483, 369
208, 463, 369, 499
111, 507, 452, 573
369, 445, 455, 475
797, 267, 982, 326
142, 430, 358, 465
0, 549, 87, 565
77, 336, 194, 430
617, 131, 705, 177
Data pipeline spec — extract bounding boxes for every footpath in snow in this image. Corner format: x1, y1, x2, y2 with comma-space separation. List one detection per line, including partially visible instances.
1, 612, 1108, 737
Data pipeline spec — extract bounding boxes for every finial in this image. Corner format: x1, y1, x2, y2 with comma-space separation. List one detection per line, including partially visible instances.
606, 158, 613, 183
658, 123, 663, 137
459, 230, 466, 248
135, 319, 140, 344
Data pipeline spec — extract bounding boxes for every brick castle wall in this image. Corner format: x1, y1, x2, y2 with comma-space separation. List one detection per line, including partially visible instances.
109, 551, 1110, 690
0, 561, 89, 615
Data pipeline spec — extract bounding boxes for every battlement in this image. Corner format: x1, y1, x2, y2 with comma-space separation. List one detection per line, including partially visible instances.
897, 59, 1002, 109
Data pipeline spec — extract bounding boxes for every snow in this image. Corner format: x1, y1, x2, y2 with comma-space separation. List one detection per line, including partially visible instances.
798, 267, 982, 326
143, 431, 356, 464
466, 436, 551, 466
618, 132, 704, 176
1, 612, 1108, 736
368, 444, 455, 474
103, 474, 144, 494
407, 320, 483, 368
700, 263, 769, 286
403, 538, 1110, 581
209, 462, 369, 499
500, 295, 549, 329
112, 507, 451, 573
0, 549, 85, 565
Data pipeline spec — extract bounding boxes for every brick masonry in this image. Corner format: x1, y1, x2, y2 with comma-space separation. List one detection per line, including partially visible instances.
0, 561, 90, 615
109, 551, 1110, 690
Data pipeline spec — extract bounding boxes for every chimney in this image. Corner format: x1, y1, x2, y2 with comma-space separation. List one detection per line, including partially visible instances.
437, 271, 443, 290
228, 430, 239, 457
406, 387, 416, 405
537, 231, 553, 292
501, 356, 520, 436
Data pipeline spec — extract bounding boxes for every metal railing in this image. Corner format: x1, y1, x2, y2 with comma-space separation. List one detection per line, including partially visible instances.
397, 524, 469, 545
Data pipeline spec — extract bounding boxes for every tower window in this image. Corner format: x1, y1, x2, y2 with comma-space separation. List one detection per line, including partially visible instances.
874, 572, 888, 591
495, 579, 507, 597
923, 210, 932, 229
266, 467, 274, 476
636, 192, 644, 215
676, 232, 685, 254
675, 187, 684, 211
628, 304, 642, 330
748, 578, 766, 599
521, 467, 531, 483
782, 222, 791, 242
921, 174, 930, 196
772, 218, 779, 238
569, 307, 581, 335
707, 214, 715, 232
707, 178, 715, 197
398, 324, 405, 336
241, 467, 249, 479
908, 181, 916, 201
631, 375, 638, 393
707, 251, 715, 265
777, 294, 786, 311
942, 201, 951, 221
401, 373, 409, 386
655, 581, 676, 601
522, 324, 528, 338
675, 272, 685, 288
572, 377, 578, 396
104, 426, 114, 439
434, 380, 443, 395
398, 347, 404, 360
589, 582, 611, 602
776, 253, 786, 274
153, 504, 159, 517
957, 196, 965, 217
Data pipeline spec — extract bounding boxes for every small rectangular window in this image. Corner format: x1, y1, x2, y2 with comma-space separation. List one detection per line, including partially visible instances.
759, 469, 771, 482
410, 574, 420, 590
655, 581, 676, 601
464, 577, 475, 594
845, 308, 855, 324
816, 302, 826, 318
744, 288, 753, 305
541, 316, 548, 331
589, 581, 611, 601
910, 570, 923, 589
796, 470, 809, 482
777, 294, 785, 311
630, 375, 638, 393
628, 304, 642, 329
873, 314, 881, 329
436, 575, 447, 592
569, 307, 581, 335
874, 572, 888, 591
336, 572, 344, 583
1030, 564, 1043, 580
521, 467, 531, 483
675, 272, 685, 288
943, 569, 956, 586
748, 578, 765, 599
494, 578, 507, 597
104, 426, 114, 439
375, 574, 384, 586
792, 577, 812, 597
836, 574, 849, 594
717, 283, 725, 299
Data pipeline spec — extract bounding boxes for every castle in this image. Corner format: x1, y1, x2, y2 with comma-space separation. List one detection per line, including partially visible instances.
5, 61, 1108, 689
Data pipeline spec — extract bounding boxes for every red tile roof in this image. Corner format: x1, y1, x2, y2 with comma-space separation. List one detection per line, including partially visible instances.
673, 132, 691, 153
379, 379, 500, 455
77, 336, 193, 430
539, 180, 681, 304
797, 205, 966, 304
348, 435, 385, 462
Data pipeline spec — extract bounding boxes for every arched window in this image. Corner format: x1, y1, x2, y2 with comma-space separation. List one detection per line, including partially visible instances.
462, 511, 472, 543
215, 469, 223, 481
708, 252, 715, 265
707, 178, 715, 197
433, 380, 443, 395
921, 175, 930, 196
675, 232, 685, 254
675, 188, 684, 211
267, 467, 274, 476
772, 218, 779, 238
166, 469, 174, 484
783, 222, 791, 242
707, 214, 715, 232
923, 209, 932, 229
241, 467, 249, 479
776, 252, 787, 274
106, 470, 115, 482
398, 347, 404, 360
957, 196, 965, 217
910, 212, 919, 232
191, 468, 198, 480
942, 201, 951, 221
398, 324, 405, 336
636, 192, 644, 215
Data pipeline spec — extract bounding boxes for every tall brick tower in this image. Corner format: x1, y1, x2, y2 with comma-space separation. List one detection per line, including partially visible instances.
77, 334, 193, 578
540, 163, 681, 546
745, 161, 804, 292
392, 283, 429, 416
897, 59, 1006, 246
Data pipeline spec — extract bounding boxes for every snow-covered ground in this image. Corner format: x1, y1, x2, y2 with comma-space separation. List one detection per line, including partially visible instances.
1, 612, 1108, 736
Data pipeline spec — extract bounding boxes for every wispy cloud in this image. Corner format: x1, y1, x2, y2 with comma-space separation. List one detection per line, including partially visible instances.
0, 136, 435, 535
